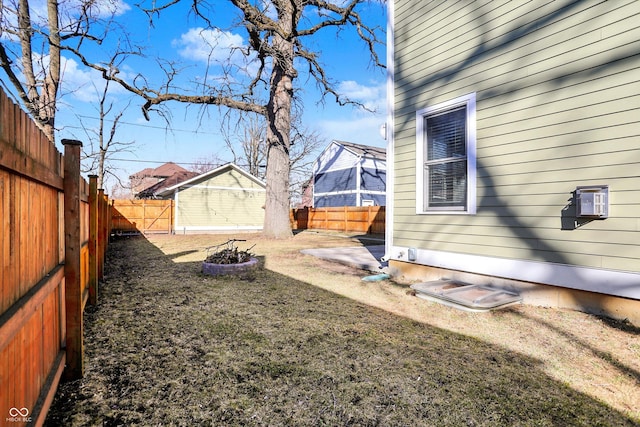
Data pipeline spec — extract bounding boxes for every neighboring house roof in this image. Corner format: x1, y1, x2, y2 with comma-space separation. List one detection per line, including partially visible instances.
131, 167, 154, 178
312, 140, 387, 178
130, 162, 191, 196
130, 162, 188, 179
157, 163, 266, 197
331, 140, 386, 160
136, 170, 199, 198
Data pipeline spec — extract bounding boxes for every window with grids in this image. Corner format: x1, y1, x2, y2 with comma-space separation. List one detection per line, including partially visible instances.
416, 94, 476, 214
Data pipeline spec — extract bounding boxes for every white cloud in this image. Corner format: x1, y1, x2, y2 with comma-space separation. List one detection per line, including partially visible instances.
317, 113, 386, 147
25, 0, 131, 29
59, 56, 102, 102
337, 80, 386, 113
67, 0, 131, 18
308, 79, 387, 146
59, 56, 130, 103
173, 27, 246, 63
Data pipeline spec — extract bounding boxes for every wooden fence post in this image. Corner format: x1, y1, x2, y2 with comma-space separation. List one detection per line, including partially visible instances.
97, 189, 105, 281
344, 206, 348, 232
88, 175, 98, 305
62, 139, 84, 380
168, 200, 173, 233
323, 208, 328, 230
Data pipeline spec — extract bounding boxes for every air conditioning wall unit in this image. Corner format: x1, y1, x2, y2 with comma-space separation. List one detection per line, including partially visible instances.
576, 185, 609, 219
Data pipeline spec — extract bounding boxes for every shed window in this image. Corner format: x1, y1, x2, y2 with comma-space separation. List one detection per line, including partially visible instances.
416, 93, 476, 214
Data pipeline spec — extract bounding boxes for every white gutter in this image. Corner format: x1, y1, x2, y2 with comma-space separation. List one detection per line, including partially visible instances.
382, 0, 395, 263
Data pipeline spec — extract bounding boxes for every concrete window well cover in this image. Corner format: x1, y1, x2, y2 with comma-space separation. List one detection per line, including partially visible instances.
410, 280, 523, 312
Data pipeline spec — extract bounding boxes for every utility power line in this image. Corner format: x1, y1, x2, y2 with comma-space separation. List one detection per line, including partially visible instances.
109, 157, 222, 166
73, 114, 221, 135
107, 157, 263, 170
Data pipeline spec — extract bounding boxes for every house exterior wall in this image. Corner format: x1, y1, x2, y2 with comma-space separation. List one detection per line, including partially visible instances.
390, 1, 640, 303
315, 194, 357, 208
173, 168, 265, 232
314, 142, 359, 173
361, 167, 386, 192
314, 168, 357, 194
313, 142, 387, 207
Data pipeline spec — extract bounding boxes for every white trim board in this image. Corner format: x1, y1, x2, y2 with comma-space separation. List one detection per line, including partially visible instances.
179, 185, 266, 192
384, 0, 395, 263
390, 245, 640, 300
174, 225, 263, 232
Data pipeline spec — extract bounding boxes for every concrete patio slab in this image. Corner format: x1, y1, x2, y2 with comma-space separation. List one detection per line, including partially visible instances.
301, 245, 387, 273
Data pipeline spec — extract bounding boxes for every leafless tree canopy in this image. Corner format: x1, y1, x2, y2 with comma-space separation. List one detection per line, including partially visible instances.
2, 0, 385, 238
69, 1, 385, 118
78, 75, 136, 189
223, 111, 325, 202
0, 0, 129, 141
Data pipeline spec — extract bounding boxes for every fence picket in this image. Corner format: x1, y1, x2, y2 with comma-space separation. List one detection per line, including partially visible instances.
0, 88, 109, 422
290, 206, 385, 234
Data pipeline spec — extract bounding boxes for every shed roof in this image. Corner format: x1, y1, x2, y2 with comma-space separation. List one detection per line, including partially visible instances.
158, 163, 265, 197
136, 170, 199, 198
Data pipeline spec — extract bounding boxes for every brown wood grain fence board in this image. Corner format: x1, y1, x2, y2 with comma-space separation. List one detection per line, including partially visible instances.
0, 129, 64, 191
290, 206, 385, 234
88, 176, 98, 305
63, 139, 84, 380
111, 199, 174, 234
0, 265, 64, 352
98, 190, 107, 281
0, 88, 110, 422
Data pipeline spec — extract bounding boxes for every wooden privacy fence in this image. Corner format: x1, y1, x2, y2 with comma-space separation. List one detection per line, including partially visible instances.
0, 89, 109, 425
291, 206, 385, 234
111, 199, 174, 234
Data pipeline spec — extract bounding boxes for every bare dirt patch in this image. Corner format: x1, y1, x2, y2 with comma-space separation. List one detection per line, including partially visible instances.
46, 231, 640, 426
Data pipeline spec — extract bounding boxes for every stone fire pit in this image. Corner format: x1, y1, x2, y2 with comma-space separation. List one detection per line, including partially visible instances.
201, 239, 259, 276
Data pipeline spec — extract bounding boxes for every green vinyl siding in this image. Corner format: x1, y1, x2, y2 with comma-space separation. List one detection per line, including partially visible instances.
174, 167, 265, 229
177, 187, 264, 228
196, 168, 265, 190
393, 0, 640, 273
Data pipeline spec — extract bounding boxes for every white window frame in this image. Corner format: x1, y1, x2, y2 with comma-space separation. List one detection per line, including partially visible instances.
416, 93, 476, 215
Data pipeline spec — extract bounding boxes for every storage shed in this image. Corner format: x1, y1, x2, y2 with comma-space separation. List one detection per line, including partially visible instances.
312, 140, 386, 207
158, 163, 266, 233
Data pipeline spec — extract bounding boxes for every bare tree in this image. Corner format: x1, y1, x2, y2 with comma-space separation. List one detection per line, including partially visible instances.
223, 112, 325, 201
77, 75, 135, 189
289, 120, 325, 205
223, 114, 267, 179
190, 155, 225, 174
69, 0, 385, 238
109, 181, 133, 199
0, 0, 126, 142
0, 0, 61, 141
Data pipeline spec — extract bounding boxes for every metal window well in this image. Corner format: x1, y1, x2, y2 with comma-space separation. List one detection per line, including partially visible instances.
410, 279, 522, 312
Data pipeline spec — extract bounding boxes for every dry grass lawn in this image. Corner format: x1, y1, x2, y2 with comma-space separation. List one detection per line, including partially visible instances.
46, 231, 640, 426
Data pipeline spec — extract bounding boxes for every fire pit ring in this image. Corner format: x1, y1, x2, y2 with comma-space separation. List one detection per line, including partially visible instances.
202, 257, 259, 276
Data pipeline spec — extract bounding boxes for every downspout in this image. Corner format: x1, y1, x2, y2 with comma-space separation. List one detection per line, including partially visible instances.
381, 0, 395, 263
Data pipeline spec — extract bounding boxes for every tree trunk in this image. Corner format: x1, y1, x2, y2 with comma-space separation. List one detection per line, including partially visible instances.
43, 0, 60, 142
98, 148, 106, 189
263, 75, 293, 238
262, 16, 295, 239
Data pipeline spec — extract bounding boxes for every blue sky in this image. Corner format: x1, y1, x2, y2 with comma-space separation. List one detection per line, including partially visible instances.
47, 1, 388, 190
